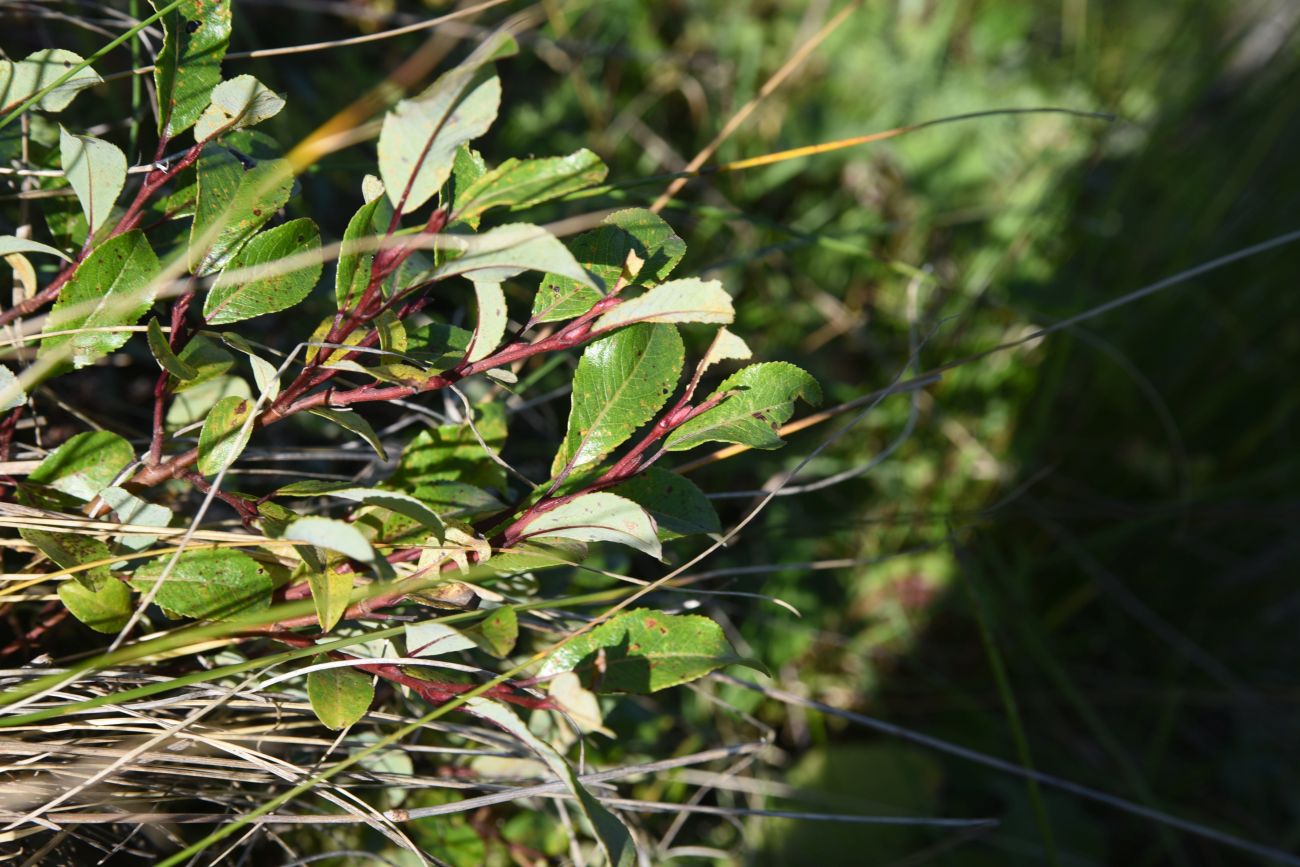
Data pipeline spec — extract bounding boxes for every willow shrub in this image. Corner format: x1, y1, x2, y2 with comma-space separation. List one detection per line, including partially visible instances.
0, 5, 820, 861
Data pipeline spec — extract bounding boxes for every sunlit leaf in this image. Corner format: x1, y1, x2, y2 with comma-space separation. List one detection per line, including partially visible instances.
665, 362, 821, 451
58, 576, 132, 634
0, 235, 71, 262
379, 73, 500, 214
531, 208, 685, 324
0, 49, 102, 114
551, 324, 683, 476
204, 218, 322, 324
150, 0, 232, 137
429, 223, 594, 287
27, 430, 132, 501
307, 662, 374, 730
58, 127, 126, 233
335, 191, 391, 309
194, 74, 285, 141
196, 394, 254, 477
594, 278, 734, 331
190, 148, 293, 275
216, 332, 280, 400
20, 529, 113, 589
40, 230, 160, 368
466, 280, 507, 363
455, 149, 607, 222
539, 609, 763, 693
517, 492, 661, 560
471, 606, 517, 658
306, 568, 354, 632
130, 548, 272, 620
0, 364, 26, 411
283, 516, 377, 564
166, 375, 250, 430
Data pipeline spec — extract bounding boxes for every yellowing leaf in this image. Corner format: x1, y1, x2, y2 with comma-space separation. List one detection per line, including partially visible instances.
196, 394, 254, 477
518, 492, 662, 560
307, 662, 374, 730
594, 278, 734, 331
194, 75, 285, 141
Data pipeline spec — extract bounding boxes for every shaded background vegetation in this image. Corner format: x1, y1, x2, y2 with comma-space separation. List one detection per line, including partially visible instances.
5, 0, 1299, 863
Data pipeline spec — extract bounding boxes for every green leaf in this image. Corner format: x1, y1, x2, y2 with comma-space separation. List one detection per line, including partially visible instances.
20, 529, 113, 589
531, 208, 685, 324
307, 662, 374, 730
429, 223, 594, 287
518, 492, 661, 560
698, 326, 752, 376
166, 375, 249, 430
58, 127, 125, 233
466, 280, 507, 363
58, 577, 132, 634
484, 538, 585, 576
374, 309, 407, 355
216, 332, 280, 400
306, 569, 354, 631
665, 362, 821, 452
169, 332, 234, 390
472, 606, 517, 658
196, 394, 254, 477
194, 75, 285, 141
191, 149, 294, 275
539, 609, 763, 693
406, 481, 503, 518
465, 698, 638, 867
445, 144, 488, 228
379, 70, 500, 215
28, 430, 133, 501
406, 322, 473, 372
150, 0, 233, 137
335, 192, 391, 309
40, 230, 160, 368
594, 278, 734, 331
406, 619, 477, 656
390, 403, 507, 490
0, 235, 71, 262
283, 517, 376, 564
0, 364, 26, 411
99, 485, 173, 551
147, 318, 197, 380
204, 218, 322, 324
611, 467, 720, 540
551, 324, 683, 477
0, 49, 102, 114
308, 407, 387, 461
455, 149, 607, 222
130, 548, 272, 620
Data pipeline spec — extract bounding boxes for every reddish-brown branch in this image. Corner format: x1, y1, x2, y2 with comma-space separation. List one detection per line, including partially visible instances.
0, 141, 205, 329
